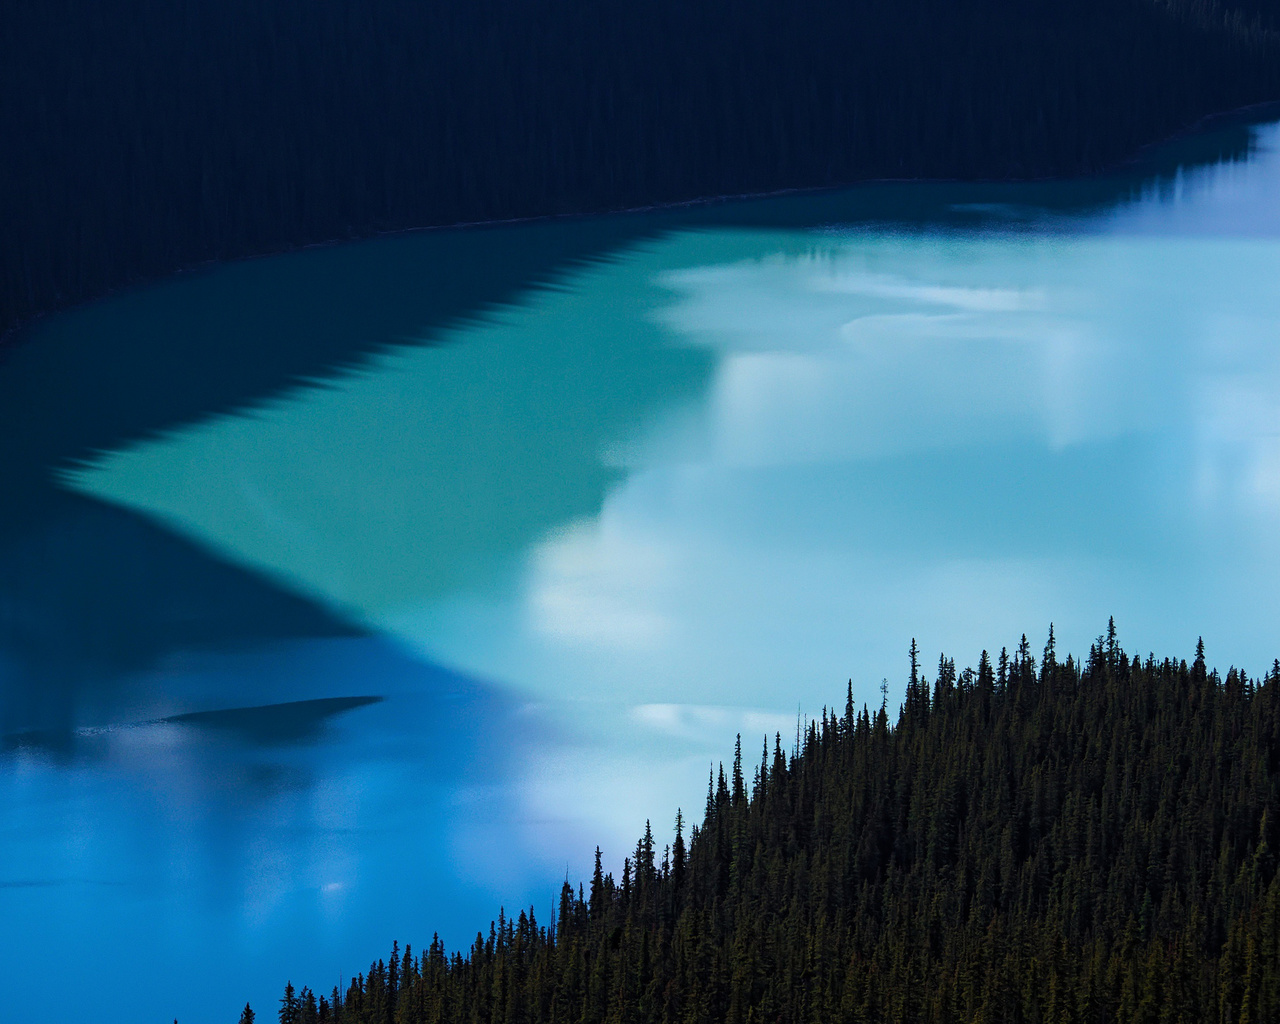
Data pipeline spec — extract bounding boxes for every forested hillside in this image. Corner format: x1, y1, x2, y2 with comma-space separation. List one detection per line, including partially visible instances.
259, 624, 1280, 1023
4, 0, 1280, 340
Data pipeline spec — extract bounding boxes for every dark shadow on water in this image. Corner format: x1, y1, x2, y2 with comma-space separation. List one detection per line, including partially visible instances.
161, 695, 384, 745
2, 695, 382, 757
0, 489, 362, 739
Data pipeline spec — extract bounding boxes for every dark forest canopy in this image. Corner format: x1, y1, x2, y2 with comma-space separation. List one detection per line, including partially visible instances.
4, 0, 1280, 341
257, 624, 1280, 1023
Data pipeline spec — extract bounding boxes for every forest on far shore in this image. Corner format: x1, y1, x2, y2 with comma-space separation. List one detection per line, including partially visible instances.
251, 623, 1280, 1023
4, 0, 1280, 341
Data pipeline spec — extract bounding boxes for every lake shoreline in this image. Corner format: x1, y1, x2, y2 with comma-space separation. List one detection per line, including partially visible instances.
6, 98, 1280, 356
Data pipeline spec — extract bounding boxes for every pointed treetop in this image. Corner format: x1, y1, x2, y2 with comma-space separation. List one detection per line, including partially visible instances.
732, 735, 745, 805
1018, 633, 1033, 668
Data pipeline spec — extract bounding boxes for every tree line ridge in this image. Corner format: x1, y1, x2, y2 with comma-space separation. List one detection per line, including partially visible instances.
251, 622, 1280, 1023
5, 0, 1280, 341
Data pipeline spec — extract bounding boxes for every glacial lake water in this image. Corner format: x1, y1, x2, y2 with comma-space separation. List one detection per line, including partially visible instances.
4, 112, 1280, 1023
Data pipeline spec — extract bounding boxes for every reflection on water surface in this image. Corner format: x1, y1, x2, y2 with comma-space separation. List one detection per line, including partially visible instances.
4, 114, 1280, 1023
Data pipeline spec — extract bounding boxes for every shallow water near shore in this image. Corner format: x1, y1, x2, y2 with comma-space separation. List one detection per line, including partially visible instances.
4, 114, 1280, 1022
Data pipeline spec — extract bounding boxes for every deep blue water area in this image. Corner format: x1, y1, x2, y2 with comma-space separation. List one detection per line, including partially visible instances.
4, 112, 1280, 1022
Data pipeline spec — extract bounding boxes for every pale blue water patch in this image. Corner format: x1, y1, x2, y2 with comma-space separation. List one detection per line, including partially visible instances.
3, 113, 1280, 1023
0, 636, 565, 1023
68, 207, 1280, 711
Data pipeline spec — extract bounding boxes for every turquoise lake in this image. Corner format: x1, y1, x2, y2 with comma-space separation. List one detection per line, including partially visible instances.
3, 113, 1280, 1022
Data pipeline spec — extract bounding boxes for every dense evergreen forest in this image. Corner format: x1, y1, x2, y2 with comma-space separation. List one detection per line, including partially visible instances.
252, 624, 1280, 1023
5, 0, 1280, 341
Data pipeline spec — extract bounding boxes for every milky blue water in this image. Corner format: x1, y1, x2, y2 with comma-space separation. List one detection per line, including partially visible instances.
4, 114, 1280, 1023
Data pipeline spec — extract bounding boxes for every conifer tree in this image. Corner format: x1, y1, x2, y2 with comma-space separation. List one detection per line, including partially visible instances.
266, 625, 1280, 1024
278, 982, 300, 1024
